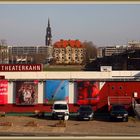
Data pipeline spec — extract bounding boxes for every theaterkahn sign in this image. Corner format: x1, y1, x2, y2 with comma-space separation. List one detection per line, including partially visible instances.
0, 64, 42, 72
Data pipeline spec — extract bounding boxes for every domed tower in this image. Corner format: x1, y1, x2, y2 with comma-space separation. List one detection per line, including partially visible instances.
45, 18, 52, 46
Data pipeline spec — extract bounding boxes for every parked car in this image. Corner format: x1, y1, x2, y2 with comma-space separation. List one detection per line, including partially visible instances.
109, 104, 128, 122
77, 105, 94, 121
52, 100, 69, 120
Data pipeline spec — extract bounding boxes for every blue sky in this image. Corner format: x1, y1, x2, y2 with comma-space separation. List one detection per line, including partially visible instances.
0, 4, 140, 47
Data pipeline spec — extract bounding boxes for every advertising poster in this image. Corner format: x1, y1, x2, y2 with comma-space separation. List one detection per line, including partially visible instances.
45, 80, 69, 104
15, 81, 38, 105
76, 81, 100, 105
0, 80, 8, 104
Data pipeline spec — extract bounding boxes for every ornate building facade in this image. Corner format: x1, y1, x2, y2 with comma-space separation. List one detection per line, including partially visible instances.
53, 40, 86, 64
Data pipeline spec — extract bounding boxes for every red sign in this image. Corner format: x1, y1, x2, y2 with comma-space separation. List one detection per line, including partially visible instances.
0, 80, 8, 104
0, 64, 42, 72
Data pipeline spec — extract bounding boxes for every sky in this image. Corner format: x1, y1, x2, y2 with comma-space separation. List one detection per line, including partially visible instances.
0, 3, 140, 47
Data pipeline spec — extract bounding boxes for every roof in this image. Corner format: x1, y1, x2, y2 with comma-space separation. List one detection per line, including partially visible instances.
53, 100, 68, 104
53, 40, 84, 48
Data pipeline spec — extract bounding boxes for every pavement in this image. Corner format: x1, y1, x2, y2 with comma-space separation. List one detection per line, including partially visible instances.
0, 115, 140, 138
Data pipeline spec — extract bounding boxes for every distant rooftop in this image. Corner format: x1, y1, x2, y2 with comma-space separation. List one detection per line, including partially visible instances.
53, 39, 84, 48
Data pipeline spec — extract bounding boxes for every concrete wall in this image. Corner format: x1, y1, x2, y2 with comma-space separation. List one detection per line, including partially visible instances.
1, 71, 140, 80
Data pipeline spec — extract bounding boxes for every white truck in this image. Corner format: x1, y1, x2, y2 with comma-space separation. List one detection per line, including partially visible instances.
52, 100, 69, 120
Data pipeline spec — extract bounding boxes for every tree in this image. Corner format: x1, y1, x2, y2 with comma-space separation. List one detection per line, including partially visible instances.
0, 39, 7, 46
83, 41, 97, 63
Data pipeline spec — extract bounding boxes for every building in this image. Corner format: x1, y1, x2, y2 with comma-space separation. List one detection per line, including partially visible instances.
45, 19, 52, 46
0, 45, 9, 64
53, 39, 86, 64
97, 45, 127, 58
0, 71, 140, 114
7, 19, 53, 64
97, 47, 105, 58
128, 40, 140, 49
8, 46, 52, 64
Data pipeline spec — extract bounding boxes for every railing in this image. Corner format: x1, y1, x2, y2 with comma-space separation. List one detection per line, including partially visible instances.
108, 96, 132, 106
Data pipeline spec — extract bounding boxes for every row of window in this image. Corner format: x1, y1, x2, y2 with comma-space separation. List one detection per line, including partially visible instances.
55, 56, 84, 60
54, 49, 84, 53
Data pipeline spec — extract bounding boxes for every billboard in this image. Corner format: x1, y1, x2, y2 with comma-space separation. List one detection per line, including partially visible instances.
76, 81, 100, 105
0, 80, 8, 104
15, 81, 38, 105
45, 80, 69, 104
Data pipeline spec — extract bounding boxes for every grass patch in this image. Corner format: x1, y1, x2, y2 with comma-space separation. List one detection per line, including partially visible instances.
44, 65, 84, 71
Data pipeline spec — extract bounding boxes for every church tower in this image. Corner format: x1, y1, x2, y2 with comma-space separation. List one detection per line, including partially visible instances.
45, 19, 52, 46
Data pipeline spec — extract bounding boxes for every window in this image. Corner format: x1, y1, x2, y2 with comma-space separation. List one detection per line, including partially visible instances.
112, 86, 114, 90
119, 86, 123, 90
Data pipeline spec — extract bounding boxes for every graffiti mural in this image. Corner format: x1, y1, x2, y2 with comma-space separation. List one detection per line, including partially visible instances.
15, 81, 38, 105
45, 80, 69, 104
76, 81, 100, 105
